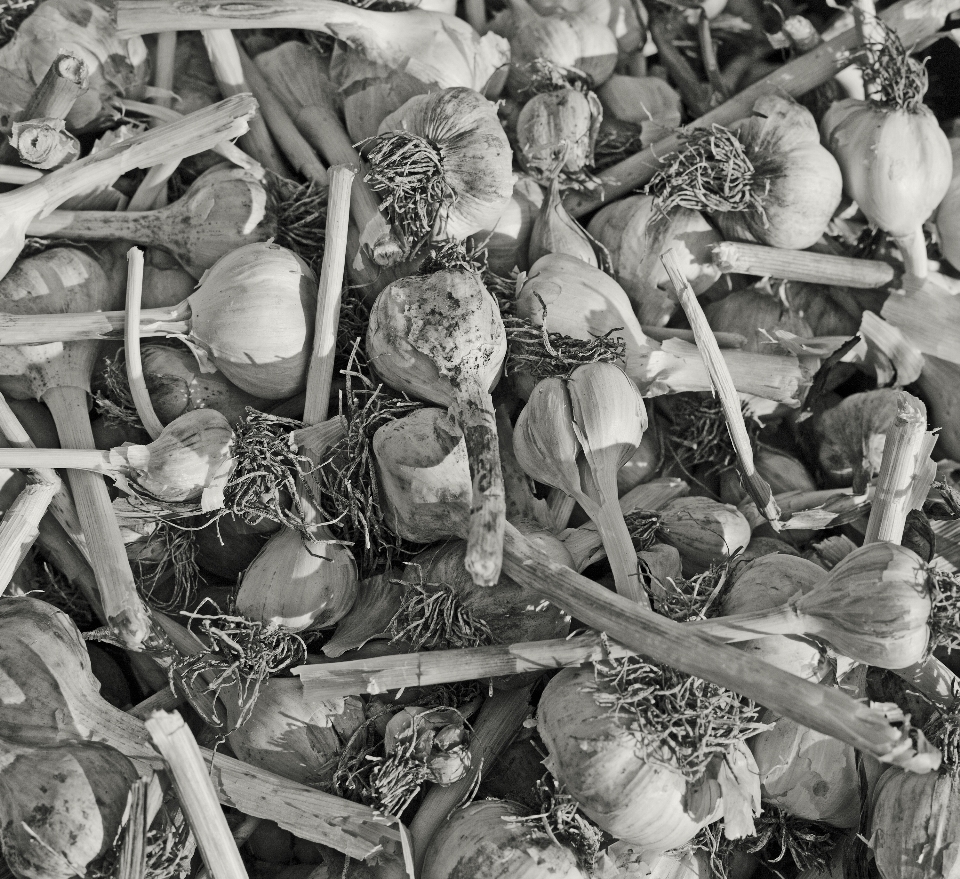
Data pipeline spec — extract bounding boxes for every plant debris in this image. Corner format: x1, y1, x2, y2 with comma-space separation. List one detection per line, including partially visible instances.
660, 392, 762, 474
388, 574, 494, 651
268, 173, 327, 274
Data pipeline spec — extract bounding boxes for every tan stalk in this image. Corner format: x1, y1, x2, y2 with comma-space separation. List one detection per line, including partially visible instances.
124, 247, 165, 440
201, 29, 288, 175
0, 52, 89, 165
236, 45, 328, 186
562, 0, 959, 217
145, 710, 250, 879
711, 241, 896, 289
295, 634, 629, 699
661, 250, 780, 525
153, 32, 177, 110
408, 688, 532, 870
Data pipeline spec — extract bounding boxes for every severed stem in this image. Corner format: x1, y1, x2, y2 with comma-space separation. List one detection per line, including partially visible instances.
145, 710, 249, 879
863, 393, 929, 544
711, 241, 896, 289
662, 249, 780, 524
0, 479, 60, 595
125, 247, 165, 440
201, 29, 287, 175
43, 384, 153, 650
0, 166, 42, 184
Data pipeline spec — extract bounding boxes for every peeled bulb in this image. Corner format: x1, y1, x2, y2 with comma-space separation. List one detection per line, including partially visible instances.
225, 678, 365, 786
421, 799, 587, 879
0, 738, 139, 879
236, 527, 358, 632
185, 241, 318, 399
587, 195, 721, 326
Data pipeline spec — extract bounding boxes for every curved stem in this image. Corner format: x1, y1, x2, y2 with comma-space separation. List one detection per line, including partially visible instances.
894, 227, 929, 279
454, 381, 506, 587
590, 497, 648, 606
125, 247, 165, 440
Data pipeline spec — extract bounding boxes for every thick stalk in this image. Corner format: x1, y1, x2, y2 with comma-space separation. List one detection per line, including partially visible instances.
0, 301, 191, 345
0, 479, 60, 594
894, 228, 929, 279
296, 633, 629, 699
125, 248, 165, 440
711, 241, 896, 289
26, 207, 168, 248
697, 10, 727, 103
454, 381, 506, 587
648, 13, 710, 116
408, 688, 531, 870
145, 711, 249, 879
42, 384, 152, 650
562, 0, 959, 217
12, 122, 79, 170
686, 604, 805, 641
201, 29, 288, 175
499, 522, 919, 765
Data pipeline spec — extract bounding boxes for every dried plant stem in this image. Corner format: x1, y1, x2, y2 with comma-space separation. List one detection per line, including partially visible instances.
296, 634, 628, 698
0, 478, 59, 594
563, 0, 959, 217
153, 32, 177, 109
662, 250, 780, 525
127, 159, 178, 211
304, 166, 355, 425
145, 710, 249, 879
711, 241, 896, 289
0, 52, 88, 164
408, 688, 532, 870
0, 165, 41, 183
863, 393, 929, 544
697, 10, 727, 103
236, 45, 328, 186
116, 100, 263, 178
498, 522, 921, 766
43, 385, 153, 650
125, 247, 165, 440
894, 229, 929, 279
12, 121, 78, 169
648, 12, 710, 117
202, 29, 287, 176
894, 656, 958, 711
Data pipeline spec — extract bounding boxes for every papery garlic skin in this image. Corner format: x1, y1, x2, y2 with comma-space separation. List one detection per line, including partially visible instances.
421, 799, 588, 879
473, 175, 544, 275
935, 137, 960, 271
516, 88, 601, 181
658, 496, 751, 575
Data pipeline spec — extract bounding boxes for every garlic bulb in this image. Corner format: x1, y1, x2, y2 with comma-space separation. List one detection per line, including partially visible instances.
472, 174, 544, 274
596, 76, 682, 146
586, 195, 721, 327
421, 799, 588, 879
528, 172, 599, 266
515, 87, 601, 184
493, 0, 619, 92
226, 678, 365, 786
0, 738, 139, 879
528, 0, 644, 52
870, 767, 960, 879
185, 242, 317, 399
814, 389, 925, 492
366, 269, 507, 586
658, 496, 751, 575
705, 288, 813, 355
373, 88, 514, 243
372, 407, 473, 545
139, 344, 267, 428
538, 664, 760, 852
236, 527, 358, 632
720, 554, 826, 682
750, 708, 861, 828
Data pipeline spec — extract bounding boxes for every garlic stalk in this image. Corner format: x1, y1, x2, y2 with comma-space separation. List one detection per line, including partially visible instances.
0, 242, 318, 401
0, 409, 236, 505
688, 542, 931, 668
367, 270, 507, 586
116, 0, 510, 95
0, 95, 256, 282
26, 164, 272, 280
